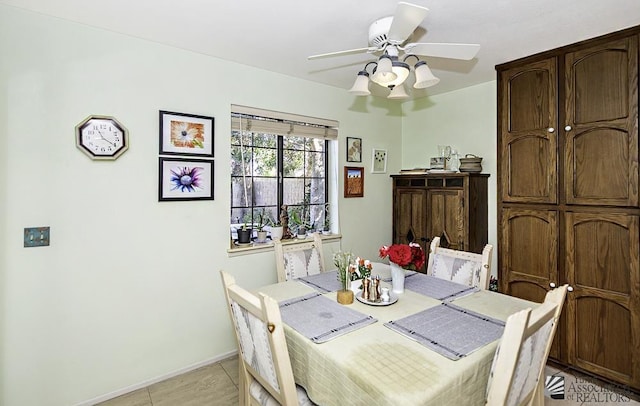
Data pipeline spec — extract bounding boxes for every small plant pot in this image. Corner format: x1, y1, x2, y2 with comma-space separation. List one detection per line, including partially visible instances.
270, 226, 284, 241
256, 230, 268, 243
236, 228, 253, 244
337, 289, 354, 305
296, 227, 307, 239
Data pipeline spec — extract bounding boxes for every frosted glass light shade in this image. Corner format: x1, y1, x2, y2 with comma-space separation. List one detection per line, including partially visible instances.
371, 55, 397, 85
387, 84, 409, 99
413, 61, 440, 89
385, 60, 411, 87
348, 71, 371, 96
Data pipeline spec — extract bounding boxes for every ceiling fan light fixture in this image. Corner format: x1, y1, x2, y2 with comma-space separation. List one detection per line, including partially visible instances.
413, 60, 440, 89
371, 54, 397, 85
348, 70, 371, 96
309, 2, 481, 100
386, 59, 411, 87
387, 84, 409, 100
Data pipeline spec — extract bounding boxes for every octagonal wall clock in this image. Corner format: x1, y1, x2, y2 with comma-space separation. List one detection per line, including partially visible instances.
76, 115, 129, 160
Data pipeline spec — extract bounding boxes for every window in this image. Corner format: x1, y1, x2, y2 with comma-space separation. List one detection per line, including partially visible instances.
230, 105, 338, 244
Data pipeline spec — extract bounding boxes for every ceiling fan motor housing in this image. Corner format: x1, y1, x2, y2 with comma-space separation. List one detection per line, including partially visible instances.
368, 16, 394, 47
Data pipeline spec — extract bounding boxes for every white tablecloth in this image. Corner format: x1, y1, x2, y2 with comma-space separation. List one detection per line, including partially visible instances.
257, 279, 536, 406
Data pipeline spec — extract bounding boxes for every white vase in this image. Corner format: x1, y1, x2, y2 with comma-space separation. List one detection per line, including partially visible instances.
390, 261, 406, 294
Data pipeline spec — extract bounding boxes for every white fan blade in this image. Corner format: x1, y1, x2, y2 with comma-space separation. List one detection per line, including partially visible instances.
387, 2, 429, 44
404, 43, 480, 60
308, 47, 377, 60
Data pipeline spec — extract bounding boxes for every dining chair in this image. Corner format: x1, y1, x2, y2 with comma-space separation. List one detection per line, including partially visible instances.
220, 271, 316, 406
426, 236, 493, 289
274, 233, 325, 283
485, 284, 569, 406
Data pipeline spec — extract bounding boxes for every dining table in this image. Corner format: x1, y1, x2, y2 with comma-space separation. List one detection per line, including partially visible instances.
256, 264, 537, 406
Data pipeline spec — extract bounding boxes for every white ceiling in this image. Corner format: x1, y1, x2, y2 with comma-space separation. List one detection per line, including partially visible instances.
3, 0, 640, 98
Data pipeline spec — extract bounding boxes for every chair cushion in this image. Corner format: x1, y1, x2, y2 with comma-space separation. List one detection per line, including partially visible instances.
283, 248, 322, 280
431, 253, 481, 287
249, 378, 316, 406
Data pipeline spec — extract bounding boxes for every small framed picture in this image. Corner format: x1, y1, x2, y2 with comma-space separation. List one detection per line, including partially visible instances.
344, 166, 364, 198
371, 149, 387, 173
159, 110, 214, 157
346, 137, 362, 162
159, 157, 214, 201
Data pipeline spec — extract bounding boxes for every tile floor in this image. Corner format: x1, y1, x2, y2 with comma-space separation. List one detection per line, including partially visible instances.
97, 356, 638, 406
96, 357, 239, 406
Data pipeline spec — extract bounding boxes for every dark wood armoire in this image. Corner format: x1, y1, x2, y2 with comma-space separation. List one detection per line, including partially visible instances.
391, 173, 489, 272
497, 26, 640, 391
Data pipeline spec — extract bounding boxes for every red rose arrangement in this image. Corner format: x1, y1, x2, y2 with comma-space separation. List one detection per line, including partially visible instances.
379, 243, 425, 271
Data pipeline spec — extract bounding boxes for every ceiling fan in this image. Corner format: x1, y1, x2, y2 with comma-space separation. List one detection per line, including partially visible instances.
308, 2, 480, 98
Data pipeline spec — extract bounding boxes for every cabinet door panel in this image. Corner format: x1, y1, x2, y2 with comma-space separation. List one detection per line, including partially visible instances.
565, 212, 640, 388
507, 136, 553, 199
501, 207, 560, 358
500, 58, 558, 203
500, 208, 559, 292
565, 36, 639, 206
571, 128, 630, 201
427, 189, 464, 251
393, 188, 427, 248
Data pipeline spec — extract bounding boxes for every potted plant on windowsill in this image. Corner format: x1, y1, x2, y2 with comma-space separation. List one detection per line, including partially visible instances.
236, 222, 253, 245
255, 209, 269, 243
268, 218, 284, 241
290, 210, 308, 239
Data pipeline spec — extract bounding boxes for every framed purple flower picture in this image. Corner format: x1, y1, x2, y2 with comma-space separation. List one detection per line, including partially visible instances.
159, 157, 214, 201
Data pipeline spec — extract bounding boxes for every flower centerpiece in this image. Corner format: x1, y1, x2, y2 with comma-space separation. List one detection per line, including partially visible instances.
379, 243, 425, 293
348, 257, 373, 291
352, 257, 373, 280
333, 250, 355, 304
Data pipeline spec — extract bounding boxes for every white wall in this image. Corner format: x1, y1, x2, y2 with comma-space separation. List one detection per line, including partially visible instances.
401, 81, 498, 273
0, 6, 403, 405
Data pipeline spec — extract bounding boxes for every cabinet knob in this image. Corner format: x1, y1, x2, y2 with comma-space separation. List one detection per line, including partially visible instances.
547, 127, 555, 133
565, 125, 572, 131
567, 285, 574, 292
549, 282, 556, 288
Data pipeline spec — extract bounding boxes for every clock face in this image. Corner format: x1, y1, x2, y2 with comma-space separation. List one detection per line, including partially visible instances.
76, 116, 129, 160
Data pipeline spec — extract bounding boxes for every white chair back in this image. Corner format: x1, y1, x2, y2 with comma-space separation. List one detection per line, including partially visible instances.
274, 234, 325, 283
426, 236, 493, 289
220, 271, 315, 405
486, 285, 568, 406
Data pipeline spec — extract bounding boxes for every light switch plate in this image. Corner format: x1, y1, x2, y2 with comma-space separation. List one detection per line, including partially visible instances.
24, 227, 50, 247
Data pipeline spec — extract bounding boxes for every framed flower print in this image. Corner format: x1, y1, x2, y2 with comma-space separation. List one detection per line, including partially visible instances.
371, 149, 387, 173
346, 137, 362, 163
159, 157, 214, 201
159, 110, 214, 157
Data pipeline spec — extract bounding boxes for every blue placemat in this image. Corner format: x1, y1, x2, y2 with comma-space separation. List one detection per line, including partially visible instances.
280, 293, 377, 343
404, 273, 478, 301
384, 302, 505, 360
297, 270, 342, 293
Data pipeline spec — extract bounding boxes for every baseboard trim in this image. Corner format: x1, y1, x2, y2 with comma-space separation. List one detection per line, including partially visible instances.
74, 349, 238, 406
